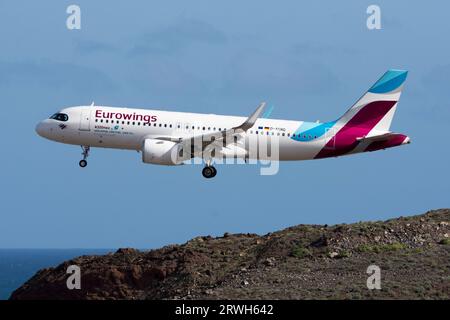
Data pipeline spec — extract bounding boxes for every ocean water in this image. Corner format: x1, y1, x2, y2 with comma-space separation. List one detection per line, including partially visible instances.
0, 249, 112, 300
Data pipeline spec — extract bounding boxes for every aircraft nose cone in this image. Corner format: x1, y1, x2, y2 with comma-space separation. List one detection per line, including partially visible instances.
35, 122, 46, 137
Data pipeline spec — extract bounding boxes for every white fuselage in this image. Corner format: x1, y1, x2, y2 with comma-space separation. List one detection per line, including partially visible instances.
35, 70, 411, 177
36, 106, 332, 161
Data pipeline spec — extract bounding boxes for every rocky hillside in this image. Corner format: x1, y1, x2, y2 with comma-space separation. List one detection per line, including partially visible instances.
10, 209, 450, 300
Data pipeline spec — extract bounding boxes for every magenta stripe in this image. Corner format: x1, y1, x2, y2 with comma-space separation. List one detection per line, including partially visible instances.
315, 100, 397, 158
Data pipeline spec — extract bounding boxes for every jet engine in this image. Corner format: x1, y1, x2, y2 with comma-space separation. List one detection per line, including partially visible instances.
141, 139, 182, 165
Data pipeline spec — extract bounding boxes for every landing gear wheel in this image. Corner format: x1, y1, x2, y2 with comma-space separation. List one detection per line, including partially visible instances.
202, 166, 216, 179
79, 160, 87, 168
210, 166, 217, 177
79, 146, 90, 168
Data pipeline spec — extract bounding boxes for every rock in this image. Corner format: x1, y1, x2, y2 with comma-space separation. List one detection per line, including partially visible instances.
328, 252, 339, 258
263, 257, 276, 266
311, 235, 328, 247
115, 248, 139, 255
109, 268, 125, 285
8, 209, 450, 301
223, 232, 231, 238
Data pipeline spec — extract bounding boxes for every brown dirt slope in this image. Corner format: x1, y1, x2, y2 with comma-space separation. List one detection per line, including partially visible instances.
10, 209, 450, 300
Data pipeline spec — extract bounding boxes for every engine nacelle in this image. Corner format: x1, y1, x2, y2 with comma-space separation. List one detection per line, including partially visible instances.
217, 144, 248, 159
142, 139, 181, 165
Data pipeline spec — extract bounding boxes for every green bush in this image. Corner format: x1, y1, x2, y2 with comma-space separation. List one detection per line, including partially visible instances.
292, 245, 312, 258
357, 242, 407, 253
337, 250, 351, 258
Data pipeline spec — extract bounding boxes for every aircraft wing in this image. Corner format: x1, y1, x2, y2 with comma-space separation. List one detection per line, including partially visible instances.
181, 102, 266, 158
197, 101, 265, 145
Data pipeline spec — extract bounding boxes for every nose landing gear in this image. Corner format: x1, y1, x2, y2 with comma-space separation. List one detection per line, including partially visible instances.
79, 146, 90, 168
202, 166, 217, 179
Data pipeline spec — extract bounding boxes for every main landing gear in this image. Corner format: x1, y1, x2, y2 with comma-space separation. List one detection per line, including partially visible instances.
202, 165, 217, 179
79, 146, 90, 168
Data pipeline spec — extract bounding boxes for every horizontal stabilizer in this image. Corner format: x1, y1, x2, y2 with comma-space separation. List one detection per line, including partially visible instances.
356, 132, 396, 142
356, 132, 410, 144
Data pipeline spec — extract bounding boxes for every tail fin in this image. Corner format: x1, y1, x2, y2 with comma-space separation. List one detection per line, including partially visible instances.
337, 69, 408, 132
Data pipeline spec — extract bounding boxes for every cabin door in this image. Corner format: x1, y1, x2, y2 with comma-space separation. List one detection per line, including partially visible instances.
79, 109, 91, 131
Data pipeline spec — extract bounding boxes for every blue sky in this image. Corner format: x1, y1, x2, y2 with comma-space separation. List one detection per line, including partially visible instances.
0, 1, 448, 248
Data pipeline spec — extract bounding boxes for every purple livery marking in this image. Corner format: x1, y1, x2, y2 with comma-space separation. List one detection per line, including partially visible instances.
364, 134, 409, 152
315, 100, 397, 158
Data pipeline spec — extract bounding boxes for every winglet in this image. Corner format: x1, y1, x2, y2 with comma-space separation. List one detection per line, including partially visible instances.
262, 104, 274, 119
236, 102, 266, 131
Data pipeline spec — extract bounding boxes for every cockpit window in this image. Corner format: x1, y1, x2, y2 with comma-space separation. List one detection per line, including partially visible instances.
50, 113, 69, 121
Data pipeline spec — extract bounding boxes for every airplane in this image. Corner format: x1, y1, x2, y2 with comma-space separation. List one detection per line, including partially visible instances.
36, 69, 410, 178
